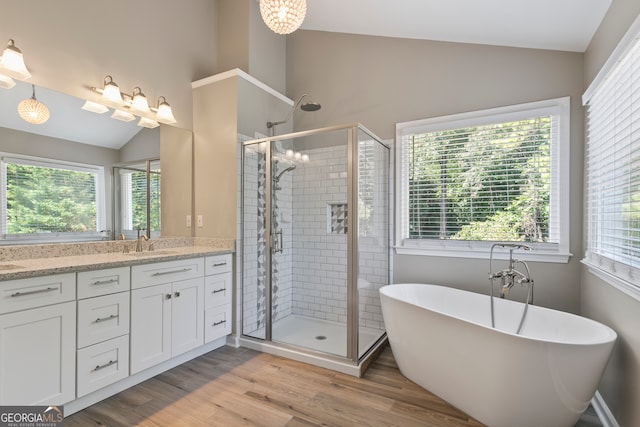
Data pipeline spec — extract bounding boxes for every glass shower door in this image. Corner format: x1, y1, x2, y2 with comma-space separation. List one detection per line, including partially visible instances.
242, 141, 269, 340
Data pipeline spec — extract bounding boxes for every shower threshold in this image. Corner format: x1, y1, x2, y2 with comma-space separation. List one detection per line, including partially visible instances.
240, 314, 387, 377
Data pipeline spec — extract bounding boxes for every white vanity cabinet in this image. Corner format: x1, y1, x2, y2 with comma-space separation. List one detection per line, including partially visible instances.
76, 267, 130, 397
0, 273, 76, 405
204, 254, 232, 343
130, 258, 205, 374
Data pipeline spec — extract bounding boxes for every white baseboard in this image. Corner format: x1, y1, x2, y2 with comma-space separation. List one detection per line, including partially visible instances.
592, 390, 620, 427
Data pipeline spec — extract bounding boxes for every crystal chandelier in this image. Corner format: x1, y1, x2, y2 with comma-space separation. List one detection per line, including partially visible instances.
259, 0, 307, 35
18, 84, 49, 125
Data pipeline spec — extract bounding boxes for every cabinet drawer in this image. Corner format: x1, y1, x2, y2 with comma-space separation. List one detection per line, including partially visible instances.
77, 335, 129, 397
205, 303, 231, 343
205, 254, 232, 276
0, 273, 75, 315
77, 267, 130, 299
205, 272, 232, 309
131, 258, 204, 290
77, 292, 130, 348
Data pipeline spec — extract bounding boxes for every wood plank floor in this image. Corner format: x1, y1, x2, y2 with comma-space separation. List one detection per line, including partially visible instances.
65, 345, 485, 426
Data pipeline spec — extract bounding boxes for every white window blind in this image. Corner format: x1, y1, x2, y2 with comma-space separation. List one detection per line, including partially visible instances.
584, 27, 640, 287
0, 154, 105, 240
118, 161, 161, 237
396, 97, 570, 261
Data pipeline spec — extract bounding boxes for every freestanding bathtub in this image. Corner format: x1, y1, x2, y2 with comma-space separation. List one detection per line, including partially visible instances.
379, 283, 616, 427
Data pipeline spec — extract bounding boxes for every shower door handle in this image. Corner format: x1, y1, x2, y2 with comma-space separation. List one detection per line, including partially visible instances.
273, 229, 284, 253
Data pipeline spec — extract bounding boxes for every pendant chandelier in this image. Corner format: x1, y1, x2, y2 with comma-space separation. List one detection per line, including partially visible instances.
259, 0, 307, 35
18, 84, 49, 125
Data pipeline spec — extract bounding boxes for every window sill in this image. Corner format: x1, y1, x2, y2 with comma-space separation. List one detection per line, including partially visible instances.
581, 258, 640, 302
395, 242, 571, 263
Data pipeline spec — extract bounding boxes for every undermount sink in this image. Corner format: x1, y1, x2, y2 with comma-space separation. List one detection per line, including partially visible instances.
124, 250, 176, 257
0, 264, 24, 270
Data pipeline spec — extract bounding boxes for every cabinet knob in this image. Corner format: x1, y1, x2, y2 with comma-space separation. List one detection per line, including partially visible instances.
174, 291, 181, 298
166, 293, 172, 299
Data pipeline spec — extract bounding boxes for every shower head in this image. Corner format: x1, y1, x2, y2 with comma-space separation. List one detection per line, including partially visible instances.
300, 100, 321, 111
267, 93, 321, 130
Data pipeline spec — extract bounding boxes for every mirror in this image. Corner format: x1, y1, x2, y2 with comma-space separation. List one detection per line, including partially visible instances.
0, 80, 193, 243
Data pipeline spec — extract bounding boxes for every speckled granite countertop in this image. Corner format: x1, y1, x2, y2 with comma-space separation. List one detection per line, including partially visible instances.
0, 237, 235, 281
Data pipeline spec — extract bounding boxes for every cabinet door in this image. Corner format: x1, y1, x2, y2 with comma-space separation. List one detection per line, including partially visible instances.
130, 283, 172, 374
171, 277, 204, 356
0, 301, 76, 405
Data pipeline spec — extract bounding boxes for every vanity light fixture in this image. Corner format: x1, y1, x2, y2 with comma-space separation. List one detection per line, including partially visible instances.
129, 87, 151, 116
17, 84, 49, 124
81, 100, 109, 114
155, 96, 176, 124
111, 109, 135, 122
259, 0, 306, 35
0, 39, 31, 81
137, 117, 159, 129
0, 73, 16, 89
86, 75, 178, 125
100, 75, 124, 107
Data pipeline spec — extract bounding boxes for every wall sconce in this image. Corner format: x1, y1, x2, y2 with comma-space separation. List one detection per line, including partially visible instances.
83, 75, 177, 127
259, 0, 307, 35
18, 84, 49, 125
0, 39, 31, 89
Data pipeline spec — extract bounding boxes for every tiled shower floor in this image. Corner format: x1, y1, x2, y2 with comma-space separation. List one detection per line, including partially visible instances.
271, 314, 384, 357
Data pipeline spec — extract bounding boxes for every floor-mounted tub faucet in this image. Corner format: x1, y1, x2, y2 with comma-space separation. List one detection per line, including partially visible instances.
489, 243, 535, 334
489, 243, 532, 298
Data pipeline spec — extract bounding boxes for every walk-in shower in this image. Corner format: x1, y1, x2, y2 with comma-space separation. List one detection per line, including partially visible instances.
241, 123, 390, 375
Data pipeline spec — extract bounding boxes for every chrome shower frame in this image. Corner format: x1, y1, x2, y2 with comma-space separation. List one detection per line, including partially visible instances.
239, 123, 391, 376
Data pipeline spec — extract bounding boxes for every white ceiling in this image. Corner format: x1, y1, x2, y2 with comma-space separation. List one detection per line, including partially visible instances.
301, 0, 612, 52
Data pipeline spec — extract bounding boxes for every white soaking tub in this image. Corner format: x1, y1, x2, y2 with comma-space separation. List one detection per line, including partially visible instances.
379, 283, 616, 427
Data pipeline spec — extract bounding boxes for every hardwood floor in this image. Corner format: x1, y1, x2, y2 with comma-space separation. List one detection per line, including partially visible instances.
65, 345, 485, 426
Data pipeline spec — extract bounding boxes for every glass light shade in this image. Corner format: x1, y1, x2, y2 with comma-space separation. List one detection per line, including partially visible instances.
0, 40, 31, 80
301, 154, 310, 162
155, 97, 176, 124
111, 109, 135, 122
138, 117, 159, 128
18, 97, 49, 125
81, 100, 109, 114
0, 73, 16, 89
259, 0, 306, 35
130, 87, 151, 115
102, 76, 124, 107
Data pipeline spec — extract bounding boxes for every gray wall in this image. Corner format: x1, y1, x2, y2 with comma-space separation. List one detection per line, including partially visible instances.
582, 1, 640, 426
286, 31, 585, 313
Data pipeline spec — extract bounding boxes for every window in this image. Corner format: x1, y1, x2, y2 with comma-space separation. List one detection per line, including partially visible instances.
396, 97, 570, 261
0, 154, 106, 243
583, 21, 640, 292
116, 160, 161, 239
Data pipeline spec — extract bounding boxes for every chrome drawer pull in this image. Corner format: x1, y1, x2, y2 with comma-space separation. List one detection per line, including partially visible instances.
91, 278, 118, 286
152, 267, 192, 276
213, 320, 227, 326
212, 262, 227, 267
95, 314, 119, 323
10, 287, 57, 298
212, 288, 226, 294
93, 360, 117, 372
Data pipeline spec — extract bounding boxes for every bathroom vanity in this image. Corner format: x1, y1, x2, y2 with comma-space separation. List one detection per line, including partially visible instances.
0, 239, 233, 415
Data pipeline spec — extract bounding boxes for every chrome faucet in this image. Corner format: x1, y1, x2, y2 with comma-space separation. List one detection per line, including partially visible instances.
136, 228, 149, 252
488, 243, 533, 298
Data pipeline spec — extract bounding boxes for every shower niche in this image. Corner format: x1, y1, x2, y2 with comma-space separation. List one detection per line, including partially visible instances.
241, 124, 390, 375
